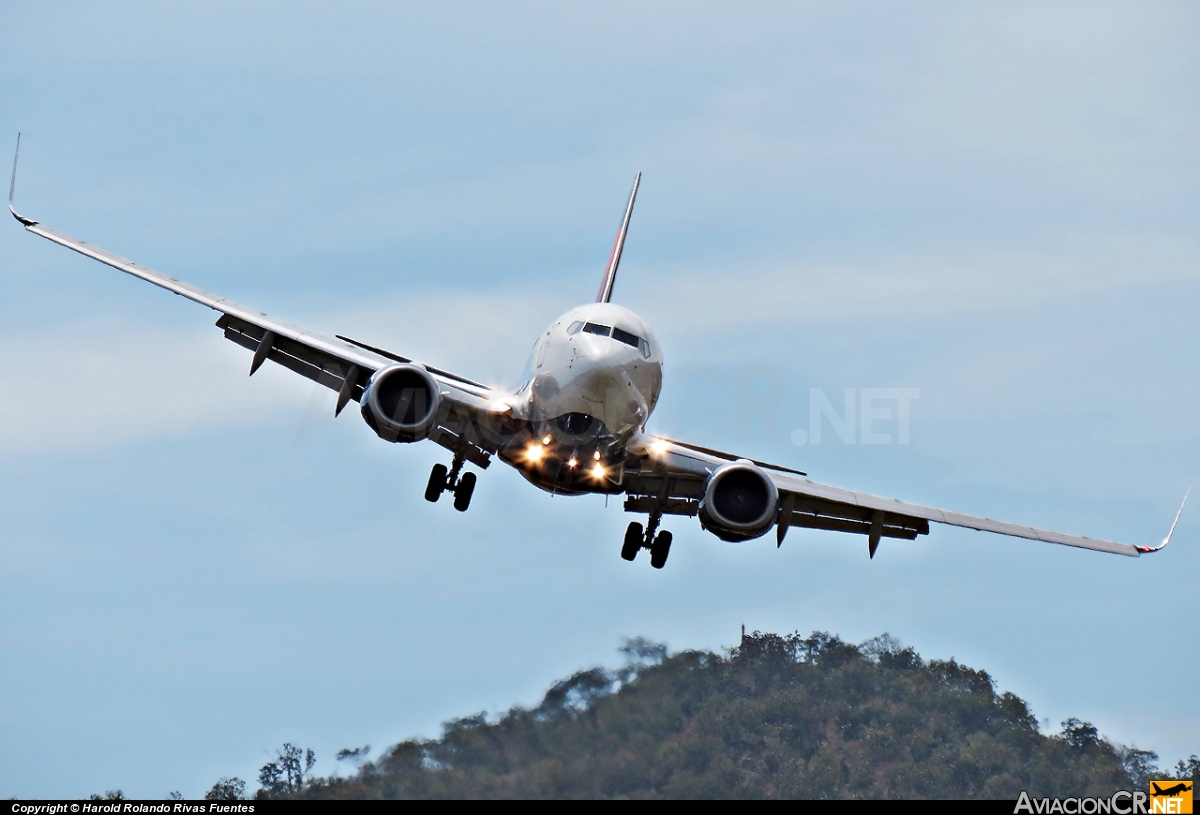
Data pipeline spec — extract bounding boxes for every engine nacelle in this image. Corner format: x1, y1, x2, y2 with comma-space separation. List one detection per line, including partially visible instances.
360, 364, 441, 443
698, 461, 780, 542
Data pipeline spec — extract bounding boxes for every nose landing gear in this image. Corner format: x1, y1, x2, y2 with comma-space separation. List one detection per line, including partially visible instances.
425, 453, 477, 512
621, 510, 672, 569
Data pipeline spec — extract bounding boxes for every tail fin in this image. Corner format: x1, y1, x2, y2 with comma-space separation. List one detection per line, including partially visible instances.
596, 172, 641, 303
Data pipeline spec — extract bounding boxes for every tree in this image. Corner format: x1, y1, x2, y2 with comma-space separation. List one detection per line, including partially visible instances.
1060, 718, 1102, 752
1116, 746, 1159, 790
1174, 755, 1200, 781
336, 746, 371, 767
258, 744, 315, 797
205, 777, 247, 801
615, 637, 668, 684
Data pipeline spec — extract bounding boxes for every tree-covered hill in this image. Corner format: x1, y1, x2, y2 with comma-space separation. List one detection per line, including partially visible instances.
241, 631, 1191, 800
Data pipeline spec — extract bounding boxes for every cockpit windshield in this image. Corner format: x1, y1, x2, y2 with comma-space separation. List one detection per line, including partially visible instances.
570, 320, 652, 358
612, 327, 639, 348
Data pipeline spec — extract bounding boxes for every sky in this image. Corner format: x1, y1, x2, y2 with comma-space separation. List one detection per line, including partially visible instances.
1, 0, 1198, 799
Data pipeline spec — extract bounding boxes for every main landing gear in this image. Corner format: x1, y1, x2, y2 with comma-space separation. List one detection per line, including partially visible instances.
425, 453, 477, 512
622, 511, 673, 569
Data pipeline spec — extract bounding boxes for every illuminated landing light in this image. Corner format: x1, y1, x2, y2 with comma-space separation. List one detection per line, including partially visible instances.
649, 438, 668, 456
591, 463, 607, 479
593, 450, 601, 460
526, 443, 545, 463
542, 435, 552, 445
567, 457, 578, 468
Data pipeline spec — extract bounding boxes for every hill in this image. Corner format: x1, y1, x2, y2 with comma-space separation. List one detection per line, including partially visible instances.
228, 630, 1192, 800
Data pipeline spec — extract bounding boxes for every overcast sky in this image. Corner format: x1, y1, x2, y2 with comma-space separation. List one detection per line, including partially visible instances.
1, 1, 1197, 799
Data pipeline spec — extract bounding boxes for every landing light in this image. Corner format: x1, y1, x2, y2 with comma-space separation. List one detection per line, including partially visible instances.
526, 443, 545, 463
591, 463, 606, 479
593, 450, 601, 460
542, 435, 552, 445
649, 438, 668, 456
567, 457, 578, 468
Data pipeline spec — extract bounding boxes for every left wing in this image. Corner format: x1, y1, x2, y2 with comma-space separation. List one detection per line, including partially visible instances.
622, 434, 1187, 558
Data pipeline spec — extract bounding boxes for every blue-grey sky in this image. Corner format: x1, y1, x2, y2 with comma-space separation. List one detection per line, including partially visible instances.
1, 1, 1197, 799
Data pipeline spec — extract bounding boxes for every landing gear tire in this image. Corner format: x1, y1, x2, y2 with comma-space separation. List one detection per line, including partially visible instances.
453, 471, 477, 512
650, 530, 673, 569
425, 463, 448, 503
621, 522, 643, 561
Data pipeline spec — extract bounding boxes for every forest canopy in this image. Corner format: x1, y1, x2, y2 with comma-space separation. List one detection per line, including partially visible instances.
188, 631, 1196, 800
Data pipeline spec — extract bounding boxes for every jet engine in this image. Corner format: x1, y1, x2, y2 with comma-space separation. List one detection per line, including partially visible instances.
698, 461, 780, 542
360, 364, 441, 443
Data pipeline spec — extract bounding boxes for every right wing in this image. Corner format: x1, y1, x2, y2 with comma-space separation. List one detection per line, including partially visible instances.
10, 184, 502, 466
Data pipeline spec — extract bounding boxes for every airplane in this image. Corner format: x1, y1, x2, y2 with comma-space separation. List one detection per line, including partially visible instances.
7, 136, 1191, 569
1151, 783, 1193, 798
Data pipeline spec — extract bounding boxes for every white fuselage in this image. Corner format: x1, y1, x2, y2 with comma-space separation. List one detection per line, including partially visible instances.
502, 303, 662, 493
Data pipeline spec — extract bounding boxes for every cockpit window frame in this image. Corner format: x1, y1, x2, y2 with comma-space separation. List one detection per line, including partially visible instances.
612, 326, 640, 349
582, 322, 612, 337
577, 320, 651, 357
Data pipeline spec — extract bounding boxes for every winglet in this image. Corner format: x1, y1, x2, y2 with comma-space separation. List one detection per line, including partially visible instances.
596, 171, 640, 303
1137, 483, 1191, 554
9, 133, 37, 227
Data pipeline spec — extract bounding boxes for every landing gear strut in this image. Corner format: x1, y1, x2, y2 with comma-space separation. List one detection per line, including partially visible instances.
425, 453, 477, 512
621, 511, 673, 569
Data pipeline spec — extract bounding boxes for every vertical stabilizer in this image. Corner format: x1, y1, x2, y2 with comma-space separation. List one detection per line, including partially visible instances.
596, 172, 641, 303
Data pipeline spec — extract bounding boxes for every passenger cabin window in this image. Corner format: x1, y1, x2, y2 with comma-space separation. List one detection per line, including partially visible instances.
582, 322, 612, 337
567, 321, 583, 335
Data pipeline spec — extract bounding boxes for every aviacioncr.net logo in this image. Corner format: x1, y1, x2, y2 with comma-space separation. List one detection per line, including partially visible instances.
1014, 782, 1194, 815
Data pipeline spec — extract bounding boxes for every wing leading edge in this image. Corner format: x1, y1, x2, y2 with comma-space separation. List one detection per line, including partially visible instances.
8, 143, 500, 459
